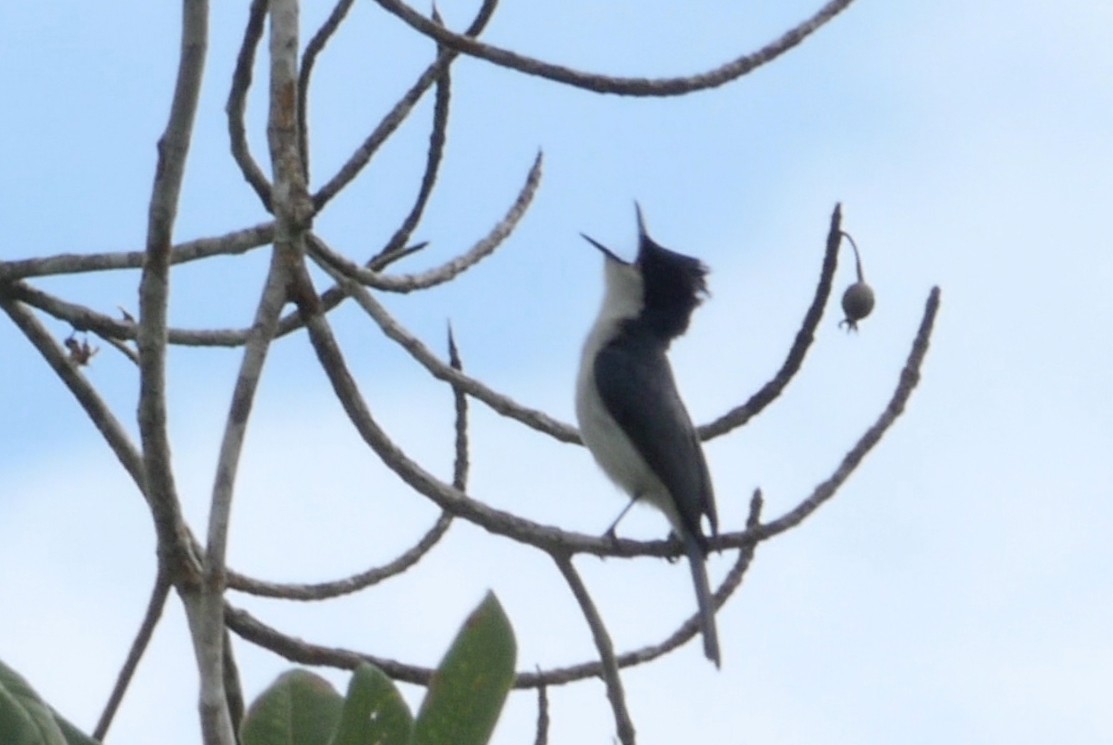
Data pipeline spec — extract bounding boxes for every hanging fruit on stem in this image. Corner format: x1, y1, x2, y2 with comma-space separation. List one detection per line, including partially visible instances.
839, 231, 874, 332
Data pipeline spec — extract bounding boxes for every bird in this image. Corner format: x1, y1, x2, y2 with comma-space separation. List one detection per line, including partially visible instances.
575, 205, 721, 667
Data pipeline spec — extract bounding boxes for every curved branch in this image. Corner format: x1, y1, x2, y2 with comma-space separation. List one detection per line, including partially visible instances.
551, 553, 634, 745
309, 149, 542, 292
7, 281, 138, 340
0, 222, 273, 281
374, 37, 453, 261
224, 518, 761, 691
225, 602, 433, 684
298, 0, 357, 181
227, 512, 452, 600
755, 286, 942, 541
94, 570, 172, 741
8, 281, 252, 346
699, 203, 841, 439
4, 239, 423, 350
138, 0, 209, 584
315, 262, 578, 442
534, 678, 549, 745
370, 0, 857, 96
312, 0, 498, 210
94, 331, 140, 366
299, 291, 592, 554
228, 323, 468, 604
226, 0, 273, 210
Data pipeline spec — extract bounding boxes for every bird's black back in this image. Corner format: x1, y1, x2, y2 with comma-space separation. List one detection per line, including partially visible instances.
594, 324, 718, 548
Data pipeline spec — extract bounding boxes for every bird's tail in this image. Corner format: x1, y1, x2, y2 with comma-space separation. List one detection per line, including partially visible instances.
684, 532, 721, 668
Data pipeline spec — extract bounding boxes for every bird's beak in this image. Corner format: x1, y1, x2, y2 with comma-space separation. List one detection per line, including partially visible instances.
580, 233, 624, 263
635, 201, 648, 240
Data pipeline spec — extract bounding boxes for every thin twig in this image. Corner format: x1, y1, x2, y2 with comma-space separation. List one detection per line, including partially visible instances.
375, 33, 453, 260
309, 149, 542, 292
298, 0, 357, 181
226, 0, 273, 209
93, 571, 172, 741
0, 222, 273, 281
6, 281, 248, 346
315, 263, 578, 442
267, 241, 428, 339
552, 553, 635, 745
224, 602, 434, 684
700, 203, 841, 439
370, 0, 857, 96
226, 513, 452, 600
607, 492, 763, 670
223, 525, 759, 691
222, 629, 245, 732
534, 676, 549, 745
4, 241, 424, 350
756, 287, 941, 541
207, 259, 289, 573
312, 0, 498, 210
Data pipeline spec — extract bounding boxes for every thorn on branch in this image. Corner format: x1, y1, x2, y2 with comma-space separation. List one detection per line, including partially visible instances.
746, 488, 763, 529
447, 322, 470, 491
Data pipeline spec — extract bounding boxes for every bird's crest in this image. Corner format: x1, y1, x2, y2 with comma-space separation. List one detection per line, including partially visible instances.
635, 205, 708, 340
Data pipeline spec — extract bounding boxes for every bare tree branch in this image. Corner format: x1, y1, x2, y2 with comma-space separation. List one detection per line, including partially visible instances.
223, 518, 761, 691
193, 4, 309, 743
136, 0, 208, 584
0, 222, 272, 281
297, 0, 357, 181
375, 34, 453, 261
309, 150, 542, 292
3, 239, 422, 351
369, 0, 857, 96
534, 677, 549, 745
552, 553, 635, 745
94, 570, 172, 742
224, 602, 433, 684
227, 0, 274, 209
311, 0, 498, 210
699, 203, 842, 439
755, 286, 942, 541
222, 629, 246, 732
3, 1, 927, 740
226, 513, 452, 600
315, 260, 579, 442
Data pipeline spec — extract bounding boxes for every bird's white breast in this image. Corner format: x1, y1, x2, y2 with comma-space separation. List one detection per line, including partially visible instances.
575, 264, 683, 531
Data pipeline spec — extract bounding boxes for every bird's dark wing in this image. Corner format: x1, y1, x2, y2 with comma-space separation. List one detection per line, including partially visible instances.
594, 331, 717, 545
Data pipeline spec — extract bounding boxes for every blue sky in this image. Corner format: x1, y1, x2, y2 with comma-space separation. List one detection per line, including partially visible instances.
2, 1, 1111, 744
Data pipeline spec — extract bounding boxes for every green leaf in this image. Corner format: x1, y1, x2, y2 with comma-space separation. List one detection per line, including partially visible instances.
327, 663, 412, 745
413, 592, 517, 745
241, 669, 344, 745
0, 659, 68, 745
53, 713, 100, 745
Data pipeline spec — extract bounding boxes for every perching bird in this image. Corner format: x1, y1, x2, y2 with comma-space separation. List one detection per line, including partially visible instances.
575, 205, 720, 667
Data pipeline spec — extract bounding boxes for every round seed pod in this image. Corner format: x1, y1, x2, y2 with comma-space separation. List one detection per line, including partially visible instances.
840, 281, 875, 332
